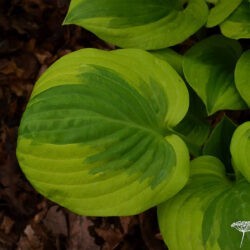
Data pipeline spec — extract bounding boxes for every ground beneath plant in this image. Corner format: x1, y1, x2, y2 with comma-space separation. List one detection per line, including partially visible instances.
0, 1, 168, 249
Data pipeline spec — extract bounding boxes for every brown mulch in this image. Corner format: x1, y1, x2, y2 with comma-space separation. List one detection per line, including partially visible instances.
0, 0, 167, 249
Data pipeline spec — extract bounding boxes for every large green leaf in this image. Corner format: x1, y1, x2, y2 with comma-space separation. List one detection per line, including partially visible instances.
206, 0, 242, 27
183, 35, 247, 115
16, 48, 190, 216
235, 50, 250, 107
203, 116, 236, 172
64, 0, 208, 50
158, 155, 250, 250
220, 0, 250, 39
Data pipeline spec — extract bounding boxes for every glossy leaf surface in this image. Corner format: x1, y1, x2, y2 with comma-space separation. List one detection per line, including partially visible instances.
17, 48, 190, 216
64, 0, 208, 49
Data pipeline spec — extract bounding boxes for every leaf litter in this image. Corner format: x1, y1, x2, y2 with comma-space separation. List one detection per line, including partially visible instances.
0, 0, 166, 249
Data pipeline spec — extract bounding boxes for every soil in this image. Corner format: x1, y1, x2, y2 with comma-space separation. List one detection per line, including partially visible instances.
0, 0, 167, 249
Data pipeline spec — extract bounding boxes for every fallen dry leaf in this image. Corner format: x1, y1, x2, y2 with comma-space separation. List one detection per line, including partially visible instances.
119, 216, 138, 235
95, 226, 123, 250
67, 213, 99, 250
139, 209, 167, 250
0, 1, 168, 249
0, 216, 15, 234
43, 206, 67, 236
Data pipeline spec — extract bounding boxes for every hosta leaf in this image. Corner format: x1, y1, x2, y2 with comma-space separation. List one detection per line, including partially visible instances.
206, 0, 242, 27
235, 50, 250, 106
64, 0, 208, 50
231, 122, 250, 182
220, 0, 250, 39
203, 116, 236, 171
17, 48, 190, 216
158, 155, 250, 250
183, 35, 247, 115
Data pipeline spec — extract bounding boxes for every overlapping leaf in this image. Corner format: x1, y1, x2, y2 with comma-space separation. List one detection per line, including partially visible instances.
16, 48, 190, 216
64, 0, 208, 50
158, 117, 250, 250
203, 116, 236, 172
151, 49, 210, 156
173, 88, 210, 156
183, 35, 247, 115
206, 0, 242, 27
150, 48, 183, 76
231, 122, 250, 181
235, 50, 250, 107
220, 0, 250, 39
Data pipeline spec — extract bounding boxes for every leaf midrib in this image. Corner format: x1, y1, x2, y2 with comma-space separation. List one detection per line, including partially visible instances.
21, 108, 166, 142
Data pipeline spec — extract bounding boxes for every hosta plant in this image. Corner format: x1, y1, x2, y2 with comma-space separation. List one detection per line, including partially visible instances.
16, 0, 250, 249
